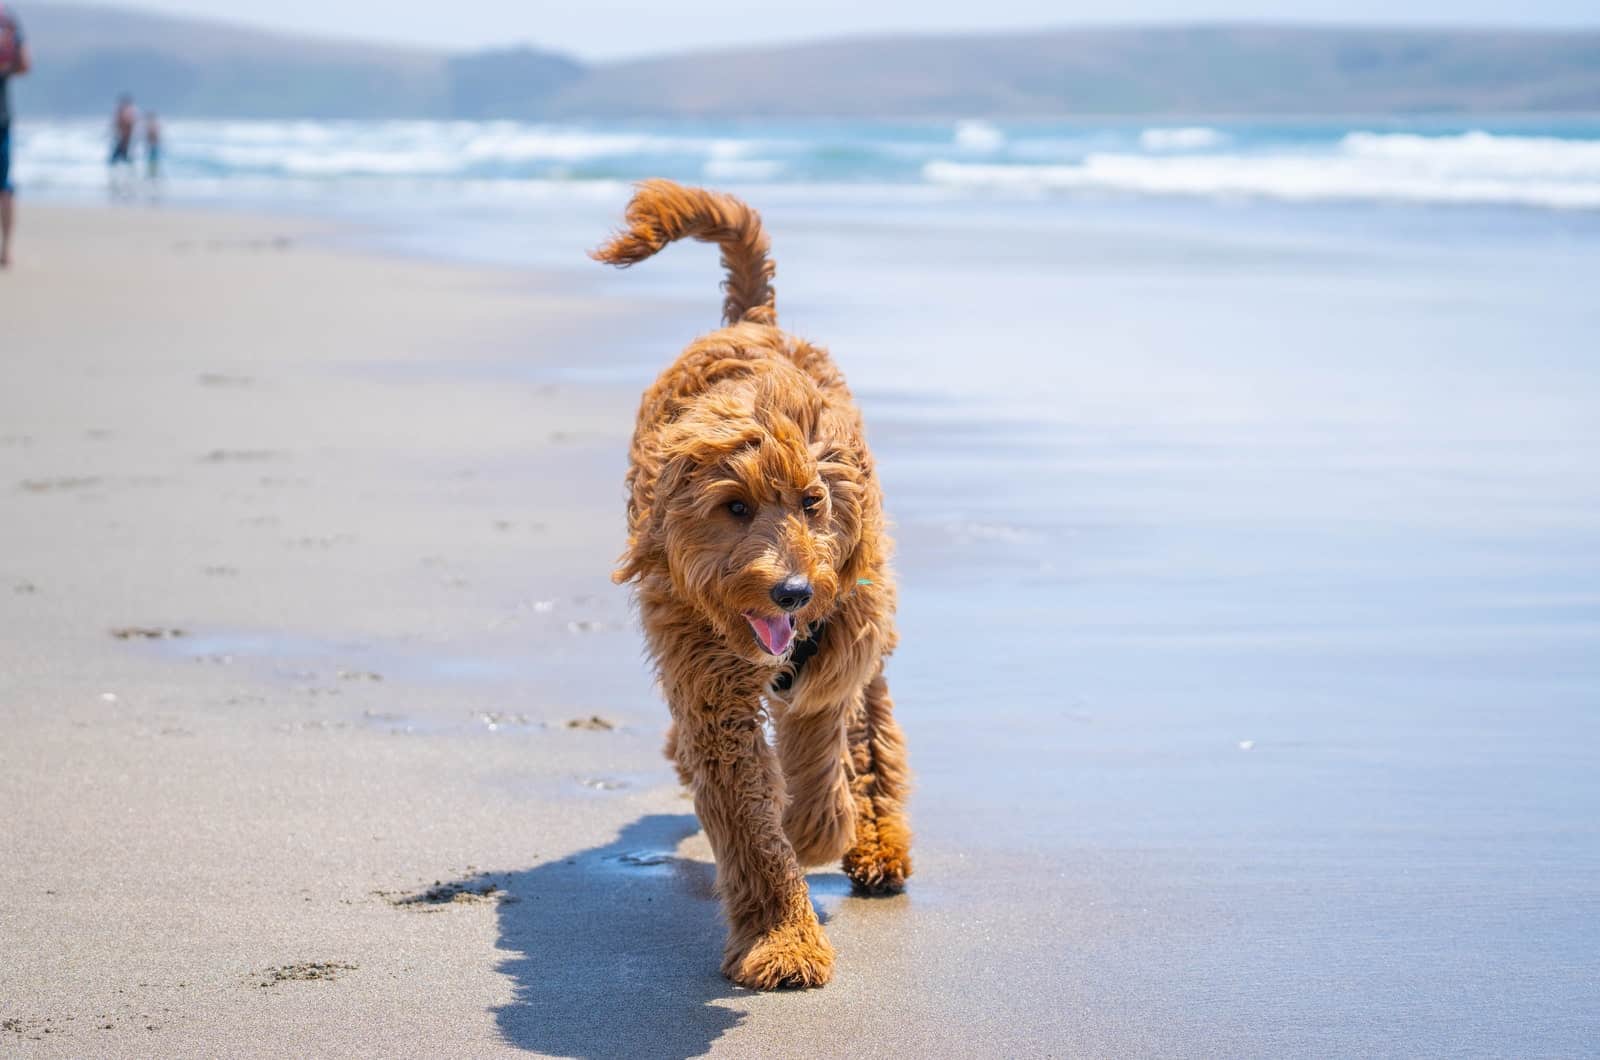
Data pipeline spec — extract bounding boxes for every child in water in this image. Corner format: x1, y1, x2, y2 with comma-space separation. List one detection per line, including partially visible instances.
144, 112, 161, 179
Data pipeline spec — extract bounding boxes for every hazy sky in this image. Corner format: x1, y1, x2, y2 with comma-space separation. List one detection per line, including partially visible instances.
58, 0, 1600, 57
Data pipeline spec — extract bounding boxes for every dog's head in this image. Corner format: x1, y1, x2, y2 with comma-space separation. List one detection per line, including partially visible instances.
618, 366, 877, 665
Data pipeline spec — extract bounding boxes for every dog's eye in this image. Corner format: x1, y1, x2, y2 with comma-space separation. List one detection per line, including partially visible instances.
801, 494, 823, 513
727, 500, 751, 518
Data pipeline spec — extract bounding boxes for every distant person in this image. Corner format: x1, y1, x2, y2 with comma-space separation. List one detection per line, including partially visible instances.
144, 111, 161, 179
0, 2, 31, 269
110, 94, 137, 169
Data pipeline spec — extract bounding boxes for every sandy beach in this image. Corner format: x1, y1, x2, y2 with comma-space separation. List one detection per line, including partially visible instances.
0, 206, 638, 1053
4, 198, 1599, 1058
0, 205, 1068, 1058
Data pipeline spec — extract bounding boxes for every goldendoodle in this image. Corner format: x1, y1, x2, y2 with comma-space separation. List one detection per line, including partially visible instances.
594, 180, 913, 989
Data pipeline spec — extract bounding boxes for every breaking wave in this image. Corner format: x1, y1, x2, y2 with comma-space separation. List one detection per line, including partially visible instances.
14, 119, 1600, 211
1139, 126, 1226, 151
953, 119, 1006, 153
925, 131, 1600, 209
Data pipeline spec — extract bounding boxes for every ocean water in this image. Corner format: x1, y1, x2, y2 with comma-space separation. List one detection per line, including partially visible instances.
19, 117, 1600, 1051
14, 115, 1600, 209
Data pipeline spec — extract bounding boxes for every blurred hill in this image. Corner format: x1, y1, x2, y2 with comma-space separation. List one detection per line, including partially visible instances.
563, 26, 1600, 117
10, 2, 1600, 118
11, 3, 579, 118
14, 4, 444, 117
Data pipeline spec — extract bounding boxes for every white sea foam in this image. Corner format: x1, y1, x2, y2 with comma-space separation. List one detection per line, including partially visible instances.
277, 149, 463, 177
454, 127, 696, 163
16, 119, 734, 183
702, 158, 785, 181
1341, 130, 1600, 179
926, 131, 1600, 209
1139, 126, 1226, 151
954, 119, 1006, 153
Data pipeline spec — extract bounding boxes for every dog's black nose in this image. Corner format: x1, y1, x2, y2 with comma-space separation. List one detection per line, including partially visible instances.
770, 576, 813, 613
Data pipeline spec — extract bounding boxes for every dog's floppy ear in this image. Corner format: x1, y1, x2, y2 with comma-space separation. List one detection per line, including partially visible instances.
614, 450, 696, 584
815, 438, 880, 589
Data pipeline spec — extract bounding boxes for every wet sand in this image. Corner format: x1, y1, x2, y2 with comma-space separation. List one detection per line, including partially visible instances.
5, 200, 1599, 1058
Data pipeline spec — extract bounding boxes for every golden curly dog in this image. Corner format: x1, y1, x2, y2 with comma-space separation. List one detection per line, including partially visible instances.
593, 180, 913, 990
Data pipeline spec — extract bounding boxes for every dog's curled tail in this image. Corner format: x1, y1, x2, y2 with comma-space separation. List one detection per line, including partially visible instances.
591, 179, 776, 327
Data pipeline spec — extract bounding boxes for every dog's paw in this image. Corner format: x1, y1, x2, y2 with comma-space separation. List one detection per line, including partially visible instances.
843, 841, 911, 896
723, 917, 835, 990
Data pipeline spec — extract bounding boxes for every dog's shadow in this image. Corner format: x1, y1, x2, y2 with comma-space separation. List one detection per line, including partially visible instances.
483, 813, 744, 1059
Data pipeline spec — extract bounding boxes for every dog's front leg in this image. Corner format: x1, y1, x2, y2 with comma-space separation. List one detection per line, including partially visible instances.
776, 695, 858, 867
674, 694, 834, 989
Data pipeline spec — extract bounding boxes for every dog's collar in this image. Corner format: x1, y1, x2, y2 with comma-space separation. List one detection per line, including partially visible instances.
771, 619, 825, 693
768, 580, 868, 693
768, 582, 870, 698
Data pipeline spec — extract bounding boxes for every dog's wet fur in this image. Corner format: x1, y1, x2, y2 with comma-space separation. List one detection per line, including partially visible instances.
594, 181, 912, 989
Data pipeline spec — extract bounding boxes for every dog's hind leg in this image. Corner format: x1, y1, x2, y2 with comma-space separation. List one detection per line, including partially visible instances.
775, 698, 858, 867
841, 668, 913, 894
673, 693, 834, 989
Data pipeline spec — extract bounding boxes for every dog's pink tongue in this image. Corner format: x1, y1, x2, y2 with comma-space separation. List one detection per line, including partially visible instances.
748, 614, 795, 655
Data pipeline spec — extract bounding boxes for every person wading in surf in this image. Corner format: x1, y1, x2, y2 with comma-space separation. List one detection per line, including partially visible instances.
0, 3, 32, 268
